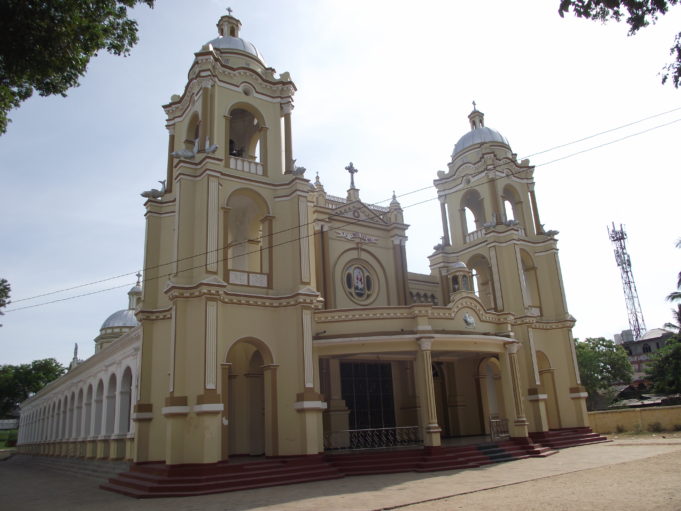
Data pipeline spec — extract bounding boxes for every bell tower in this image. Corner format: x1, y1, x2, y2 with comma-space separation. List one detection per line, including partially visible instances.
430, 107, 569, 320
135, 12, 325, 466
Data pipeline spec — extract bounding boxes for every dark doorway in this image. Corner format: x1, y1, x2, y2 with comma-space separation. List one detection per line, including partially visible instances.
341, 362, 395, 429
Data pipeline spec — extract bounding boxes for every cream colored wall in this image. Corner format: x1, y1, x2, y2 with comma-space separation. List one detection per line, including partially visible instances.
589, 406, 681, 434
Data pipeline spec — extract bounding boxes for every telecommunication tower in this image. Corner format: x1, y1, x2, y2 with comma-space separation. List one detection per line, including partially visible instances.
608, 223, 647, 340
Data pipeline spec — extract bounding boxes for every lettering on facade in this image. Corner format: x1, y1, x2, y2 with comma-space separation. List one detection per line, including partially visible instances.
335, 231, 379, 244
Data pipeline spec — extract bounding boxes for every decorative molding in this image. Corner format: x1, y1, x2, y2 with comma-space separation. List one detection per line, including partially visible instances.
302, 309, 313, 388
206, 177, 219, 272
299, 196, 310, 283
205, 301, 217, 390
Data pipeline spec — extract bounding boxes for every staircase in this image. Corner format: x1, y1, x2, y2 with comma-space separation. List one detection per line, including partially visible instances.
100, 431, 603, 499
530, 427, 609, 449
326, 438, 556, 476
101, 455, 344, 498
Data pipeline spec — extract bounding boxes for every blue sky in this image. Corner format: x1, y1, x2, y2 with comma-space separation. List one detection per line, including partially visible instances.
1, 0, 680, 366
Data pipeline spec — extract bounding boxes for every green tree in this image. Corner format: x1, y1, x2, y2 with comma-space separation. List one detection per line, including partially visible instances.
575, 337, 633, 409
0, 0, 154, 135
647, 336, 681, 394
0, 278, 9, 326
0, 358, 65, 418
558, 1, 681, 87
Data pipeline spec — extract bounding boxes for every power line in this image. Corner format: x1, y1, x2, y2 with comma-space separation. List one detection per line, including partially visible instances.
6, 109, 680, 312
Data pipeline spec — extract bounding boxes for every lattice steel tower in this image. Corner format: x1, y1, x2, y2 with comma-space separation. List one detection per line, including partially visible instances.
608, 223, 647, 340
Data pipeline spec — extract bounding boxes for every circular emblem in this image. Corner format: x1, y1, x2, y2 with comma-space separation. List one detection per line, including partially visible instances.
343, 263, 377, 303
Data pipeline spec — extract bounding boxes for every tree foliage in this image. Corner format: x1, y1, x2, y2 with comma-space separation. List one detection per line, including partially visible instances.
559, 1, 681, 87
0, 358, 65, 418
0, 0, 154, 135
0, 278, 9, 326
647, 336, 681, 394
575, 337, 633, 408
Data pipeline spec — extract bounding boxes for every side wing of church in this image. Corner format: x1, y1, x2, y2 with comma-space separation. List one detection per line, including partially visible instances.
17, 12, 594, 486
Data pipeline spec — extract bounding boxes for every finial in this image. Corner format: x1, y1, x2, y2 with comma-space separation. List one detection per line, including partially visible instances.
73, 343, 78, 359
227, 6, 233, 16
315, 172, 321, 185
345, 162, 358, 189
472, 100, 477, 111
136, 272, 142, 285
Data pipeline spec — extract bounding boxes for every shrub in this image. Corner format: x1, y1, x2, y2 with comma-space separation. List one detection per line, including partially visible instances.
615, 424, 626, 433
673, 424, 681, 431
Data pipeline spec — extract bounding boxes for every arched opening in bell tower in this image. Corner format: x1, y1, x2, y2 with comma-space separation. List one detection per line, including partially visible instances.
519, 249, 541, 312
460, 189, 486, 237
501, 184, 525, 228
467, 253, 494, 310
184, 112, 200, 152
228, 105, 264, 162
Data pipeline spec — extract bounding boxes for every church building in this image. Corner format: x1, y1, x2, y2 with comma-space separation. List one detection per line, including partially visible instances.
17, 13, 598, 495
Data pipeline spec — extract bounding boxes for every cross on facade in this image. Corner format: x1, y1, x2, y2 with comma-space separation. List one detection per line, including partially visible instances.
227, 7, 233, 16
345, 162, 358, 188
472, 100, 477, 110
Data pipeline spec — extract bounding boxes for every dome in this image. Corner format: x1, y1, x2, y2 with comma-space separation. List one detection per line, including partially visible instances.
453, 126, 509, 155
452, 108, 509, 158
451, 261, 468, 270
101, 309, 139, 330
207, 35, 266, 64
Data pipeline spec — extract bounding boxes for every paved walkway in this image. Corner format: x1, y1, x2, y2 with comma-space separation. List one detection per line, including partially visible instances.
2, 435, 681, 511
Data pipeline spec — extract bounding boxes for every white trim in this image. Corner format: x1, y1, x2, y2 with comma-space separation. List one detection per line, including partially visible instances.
570, 392, 589, 399
162, 406, 190, 416
526, 393, 548, 401
131, 412, 153, 420
193, 403, 224, 413
293, 401, 327, 410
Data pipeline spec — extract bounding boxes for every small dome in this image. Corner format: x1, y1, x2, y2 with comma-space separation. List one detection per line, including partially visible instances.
101, 309, 139, 330
452, 107, 509, 158
208, 35, 266, 64
452, 261, 468, 270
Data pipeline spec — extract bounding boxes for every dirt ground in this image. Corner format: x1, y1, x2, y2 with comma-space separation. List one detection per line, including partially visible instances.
2, 434, 681, 511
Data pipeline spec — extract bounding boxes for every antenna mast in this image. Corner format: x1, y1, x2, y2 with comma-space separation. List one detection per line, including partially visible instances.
608, 222, 647, 340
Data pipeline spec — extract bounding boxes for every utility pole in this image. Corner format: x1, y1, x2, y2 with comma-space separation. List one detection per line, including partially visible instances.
608, 223, 647, 340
